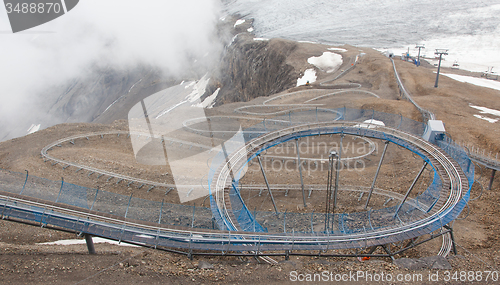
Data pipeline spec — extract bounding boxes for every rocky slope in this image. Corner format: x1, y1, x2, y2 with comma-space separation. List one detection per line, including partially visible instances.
204, 34, 300, 105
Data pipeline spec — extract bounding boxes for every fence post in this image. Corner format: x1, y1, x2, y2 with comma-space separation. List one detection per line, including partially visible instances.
90, 189, 98, 211
310, 211, 315, 233
191, 203, 196, 228
397, 114, 403, 129
155, 199, 164, 249
283, 210, 287, 233
55, 177, 64, 203
253, 208, 257, 232
118, 194, 133, 243
158, 199, 164, 224
19, 170, 29, 195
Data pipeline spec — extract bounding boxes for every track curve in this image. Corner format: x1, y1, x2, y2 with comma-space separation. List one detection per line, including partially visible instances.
210, 122, 468, 251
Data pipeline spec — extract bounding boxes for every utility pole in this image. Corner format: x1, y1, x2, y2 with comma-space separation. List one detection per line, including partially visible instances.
434, 49, 448, 88
415, 45, 425, 66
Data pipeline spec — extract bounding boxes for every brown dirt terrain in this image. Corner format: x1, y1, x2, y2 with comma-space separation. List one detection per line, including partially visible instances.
0, 42, 499, 284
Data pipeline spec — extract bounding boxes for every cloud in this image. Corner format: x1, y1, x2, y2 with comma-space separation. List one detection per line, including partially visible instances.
0, 0, 223, 140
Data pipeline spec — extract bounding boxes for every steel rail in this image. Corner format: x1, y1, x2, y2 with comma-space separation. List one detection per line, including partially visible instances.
211, 122, 467, 251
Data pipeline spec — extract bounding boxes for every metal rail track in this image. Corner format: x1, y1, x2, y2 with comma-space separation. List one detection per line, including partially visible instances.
0, 54, 471, 258
211, 122, 467, 252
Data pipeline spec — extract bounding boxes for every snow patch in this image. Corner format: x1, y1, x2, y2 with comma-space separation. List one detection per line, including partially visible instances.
354, 119, 386, 129
27, 124, 40, 134
229, 34, 239, 46
247, 27, 254, 32
473, 114, 498, 123
202, 88, 220, 108
155, 100, 187, 119
39, 237, 139, 247
307, 52, 343, 73
192, 88, 220, 109
253, 37, 269, 41
327, 47, 347, 53
297, 69, 316, 86
185, 75, 210, 103
298, 41, 319, 44
441, 73, 500, 92
234, 19, 245, 27
364, 119, 385, 126
184, 81, 196, 89
469, 104, 500, 117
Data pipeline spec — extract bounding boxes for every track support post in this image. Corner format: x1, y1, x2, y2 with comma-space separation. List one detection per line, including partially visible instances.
444, 225, 458, 255
394, 161, 428, 217
365, 141, 390, 209
325, 151, 340, 231
84, 234, 96, 254
257, 155, 278, 214
489, 169, 496, 190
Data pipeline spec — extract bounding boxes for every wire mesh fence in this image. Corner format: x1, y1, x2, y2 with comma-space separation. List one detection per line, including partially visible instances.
0, 168, 217, 231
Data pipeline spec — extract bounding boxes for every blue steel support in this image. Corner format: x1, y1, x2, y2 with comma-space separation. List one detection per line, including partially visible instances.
55, 178, 64, 203
394, 162, 429, 218
90, 189, 98, 211
365, 141, 390, 209
257, 155, 278, 214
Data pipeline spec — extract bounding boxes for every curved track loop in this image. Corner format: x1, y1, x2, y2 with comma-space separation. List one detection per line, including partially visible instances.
211, 121, 469, 252
41, 130, 213, 189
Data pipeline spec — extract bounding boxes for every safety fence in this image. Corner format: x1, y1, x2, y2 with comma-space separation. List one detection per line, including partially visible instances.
0, 169, 215, 230
391, 58, 435, 122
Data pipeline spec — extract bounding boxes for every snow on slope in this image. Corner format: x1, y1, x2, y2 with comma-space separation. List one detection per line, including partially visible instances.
442, 73, 500, 92
470, 105, 500, 124
297, 69, 316, 86
307, 52, 343, 73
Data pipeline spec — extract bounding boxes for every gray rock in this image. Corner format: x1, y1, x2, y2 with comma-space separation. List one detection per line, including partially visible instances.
278, 260, 298, 267
393, 258, 427, 270
313, 259, 330, 265
419, 256, 452, 270
198, 260, 214, 270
